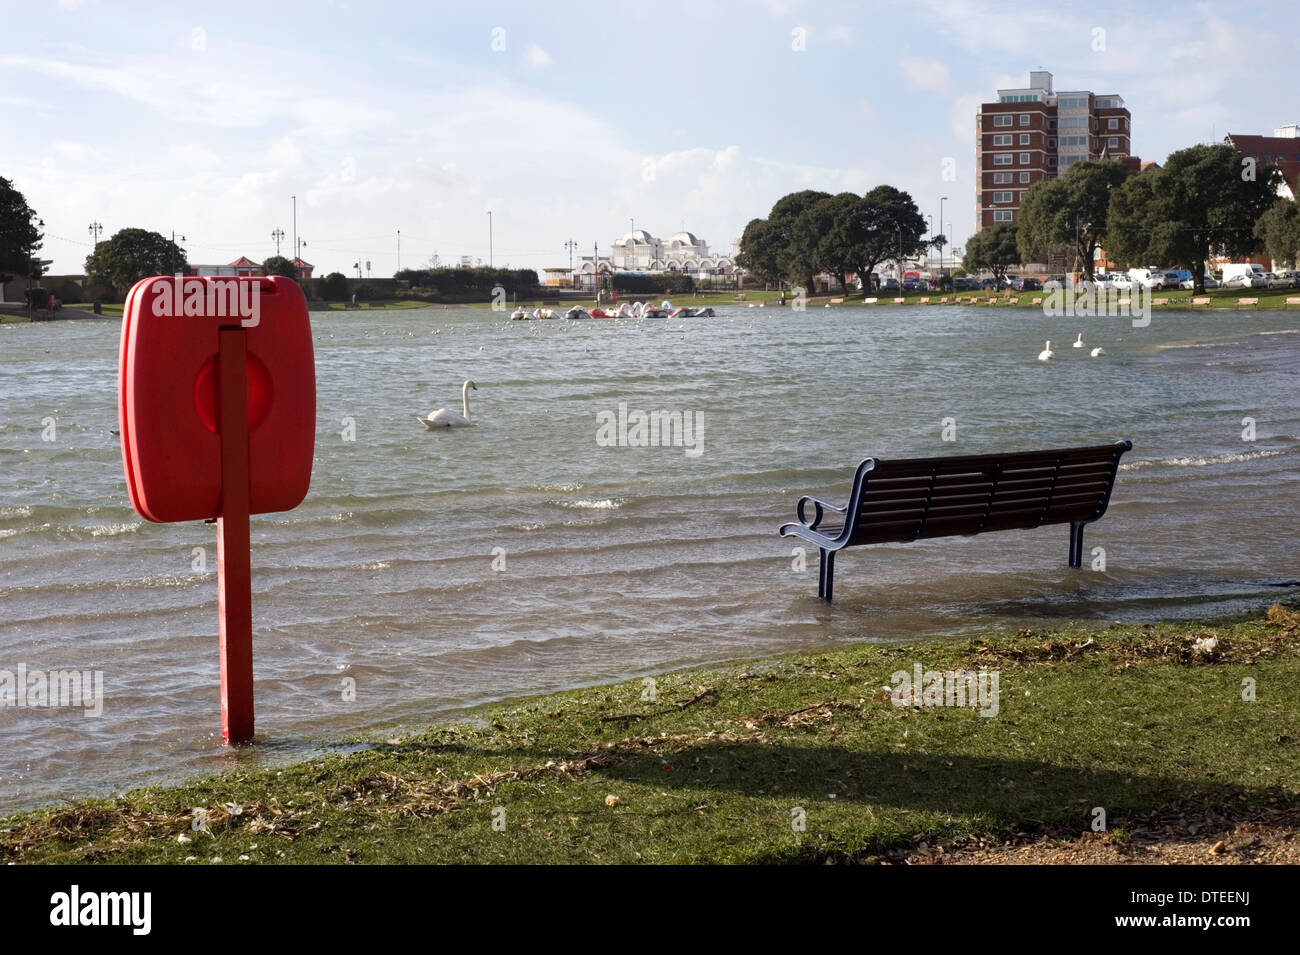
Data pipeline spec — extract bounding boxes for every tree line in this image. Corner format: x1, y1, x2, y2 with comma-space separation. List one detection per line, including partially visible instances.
963, 143, 1286, 293
737, 186, 934, 292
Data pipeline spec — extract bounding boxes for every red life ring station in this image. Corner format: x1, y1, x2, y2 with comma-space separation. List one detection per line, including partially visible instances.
118, 275, 316, 744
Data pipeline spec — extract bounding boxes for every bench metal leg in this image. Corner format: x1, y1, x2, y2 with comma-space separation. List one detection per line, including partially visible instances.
818, 549, 836, 601
1068, 522, 1085, 568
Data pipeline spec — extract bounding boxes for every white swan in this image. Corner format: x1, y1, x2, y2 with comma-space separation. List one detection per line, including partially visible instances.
1090, 346, 1105, 357
1073, 333, 1085, 348
1038, 340, 1054, 361
416, 380, 477, 429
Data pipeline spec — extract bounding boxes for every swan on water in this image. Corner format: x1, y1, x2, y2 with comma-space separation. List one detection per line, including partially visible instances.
1038, 340, 1054, 361
415, 380, 477, 429
1090, 346, 1105, 357
1073, 333, 1085, 348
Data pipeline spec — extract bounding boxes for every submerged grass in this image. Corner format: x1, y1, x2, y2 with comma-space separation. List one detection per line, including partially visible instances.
3, 605, 1298, 864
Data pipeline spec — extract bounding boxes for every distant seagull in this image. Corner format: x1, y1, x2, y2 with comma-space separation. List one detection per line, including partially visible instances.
1038, 340, 1054, 361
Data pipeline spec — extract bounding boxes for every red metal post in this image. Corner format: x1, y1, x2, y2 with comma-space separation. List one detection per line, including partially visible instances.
216, 326, 254, 744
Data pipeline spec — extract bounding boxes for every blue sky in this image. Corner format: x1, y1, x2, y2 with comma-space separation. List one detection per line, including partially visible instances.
5, 0, 1297, 277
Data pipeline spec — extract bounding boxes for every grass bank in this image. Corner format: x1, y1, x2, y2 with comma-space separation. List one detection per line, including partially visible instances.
4, 604, 1298, 864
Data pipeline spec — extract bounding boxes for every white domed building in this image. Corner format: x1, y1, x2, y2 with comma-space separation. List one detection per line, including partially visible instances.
576, 228, 736, 283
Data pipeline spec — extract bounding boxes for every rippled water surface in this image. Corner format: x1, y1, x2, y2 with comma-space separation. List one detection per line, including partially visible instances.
2, 303, 1297, 810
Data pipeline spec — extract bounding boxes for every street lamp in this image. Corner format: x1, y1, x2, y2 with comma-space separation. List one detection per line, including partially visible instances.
396, 229, 401, 274
939, 196, 948, 275
88, 221, 103, 248
272, 228, 284, 256
353, 261, 362, 279
487, 210, 493, 269
28, 216, 43, 322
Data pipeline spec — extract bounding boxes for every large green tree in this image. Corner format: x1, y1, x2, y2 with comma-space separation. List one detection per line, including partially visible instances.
85, 228, 187, 295
0, 176, 43, 287
735, 217, 782, 283
790, 192, 860, 293
261, 255, 298, 278
768, 189, 832, 292
1108, 143, 1282, 293
1016, 159, 1130, 280
963, 223, 1021, 285
842, 185, 928, 289
1253, 197, 1300, 269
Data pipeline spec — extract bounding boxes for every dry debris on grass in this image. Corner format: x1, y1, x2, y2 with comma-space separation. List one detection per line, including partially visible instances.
876, 803, 1300, 865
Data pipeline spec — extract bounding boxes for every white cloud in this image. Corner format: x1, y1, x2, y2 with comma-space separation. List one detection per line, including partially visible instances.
525, 43, 552, 68
267, 137, 302, 168
899, 56, 951, 96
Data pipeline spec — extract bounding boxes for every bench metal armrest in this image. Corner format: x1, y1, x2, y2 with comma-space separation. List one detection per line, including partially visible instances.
796, 495, 847, 530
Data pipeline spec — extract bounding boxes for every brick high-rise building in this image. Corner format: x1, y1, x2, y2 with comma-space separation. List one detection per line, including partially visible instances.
975, 71, 1139, 245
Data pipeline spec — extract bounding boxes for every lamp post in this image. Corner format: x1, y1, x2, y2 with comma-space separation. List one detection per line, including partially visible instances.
939, 195, 948, 275
88, 220, 103, 248
564, 239, 577, 286
271, 228, 284, 256
487, 210, 493, 269
396, 230, 401, 274
926, 215, 933, 269
28, 216, 43, 322
291, 195, 297, 260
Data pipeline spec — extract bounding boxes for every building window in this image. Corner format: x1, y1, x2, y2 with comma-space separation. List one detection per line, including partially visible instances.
1019, 171, 1030, 183
1108, 137, 1119, 149
1048, 119, 1056, 130
993, 191, 1012, 203
993, 115, 1012, 127
1048, 137, 1057, 148
994, 154, 1012, 165
993, 134, 1012, 145
1019, 114, 1030, 126
993, 172, 1012, 184
1048, 157, 1057, 167
994, 210, 1013, 222
1019, 133, 1030, 145
1108, 118, 1118, 130
1019, 153, 1030, 164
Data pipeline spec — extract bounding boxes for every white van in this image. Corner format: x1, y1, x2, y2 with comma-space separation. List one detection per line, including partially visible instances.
1127, 268, 1164, 288
1221, 263, 1267, 288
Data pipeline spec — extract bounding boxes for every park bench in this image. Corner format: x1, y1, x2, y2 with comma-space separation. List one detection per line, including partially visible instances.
780, 440, 1132, 600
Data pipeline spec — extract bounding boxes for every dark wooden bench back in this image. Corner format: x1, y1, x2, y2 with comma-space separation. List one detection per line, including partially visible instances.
846, 441, 1131, 546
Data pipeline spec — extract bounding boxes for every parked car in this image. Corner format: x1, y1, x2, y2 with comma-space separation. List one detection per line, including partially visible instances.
952, 276, 979, 291
902, 277, 920, 291
1011, 276, 1042, 291
880, 277, 899, 291
1223, 273, 1265, 289
1221, 263, 1268, 288
1268, 271, 1298, 288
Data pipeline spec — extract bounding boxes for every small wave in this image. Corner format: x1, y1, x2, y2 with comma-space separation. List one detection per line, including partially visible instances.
1122, 448, 1288, 471
360, 560, 391, 570
514, 522, 545, 531
0, 506, 33, 518
532, 483, 584, 493
58, 522, 142, 539
550, 498, 622, 510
